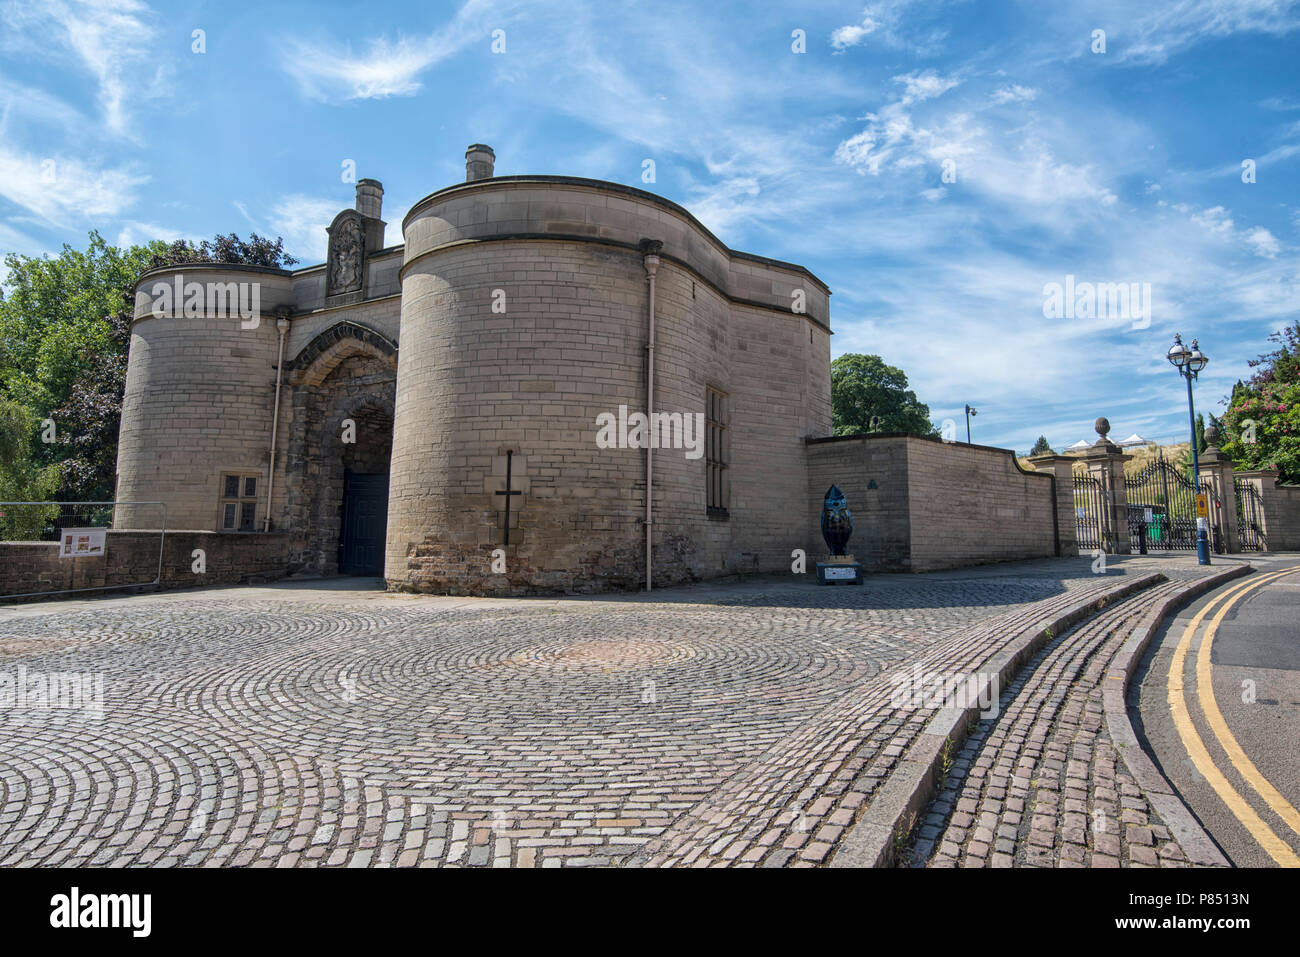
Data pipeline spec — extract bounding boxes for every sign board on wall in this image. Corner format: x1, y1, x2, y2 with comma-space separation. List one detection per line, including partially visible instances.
59, 528, 106, 558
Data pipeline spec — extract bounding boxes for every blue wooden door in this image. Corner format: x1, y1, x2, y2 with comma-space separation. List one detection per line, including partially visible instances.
340, 471, 389, 576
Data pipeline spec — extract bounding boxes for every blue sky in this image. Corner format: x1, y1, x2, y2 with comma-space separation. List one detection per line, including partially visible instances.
1, 0, 1298, 452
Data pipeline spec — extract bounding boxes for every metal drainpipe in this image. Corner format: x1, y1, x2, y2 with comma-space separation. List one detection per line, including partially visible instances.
642, 241, 662, 591
264, 315, 290, 532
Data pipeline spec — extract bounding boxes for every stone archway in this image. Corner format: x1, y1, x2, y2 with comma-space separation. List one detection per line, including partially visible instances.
285, 321, 397, 388
283, 324, 397, 575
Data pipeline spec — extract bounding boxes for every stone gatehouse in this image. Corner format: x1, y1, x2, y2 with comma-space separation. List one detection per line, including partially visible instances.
115, 145, 841, 593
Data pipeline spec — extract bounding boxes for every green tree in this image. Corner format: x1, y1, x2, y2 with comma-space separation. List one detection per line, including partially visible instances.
1220, 320, 1300, 482
0, 398, 58, 538
0, 231, 296, 501
1029, 435, 1053, 455
831, 354, 937, 437
0, 232, 161, 422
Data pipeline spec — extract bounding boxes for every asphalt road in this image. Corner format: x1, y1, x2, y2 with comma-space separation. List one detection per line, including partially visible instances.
1133, 558, 1300, 867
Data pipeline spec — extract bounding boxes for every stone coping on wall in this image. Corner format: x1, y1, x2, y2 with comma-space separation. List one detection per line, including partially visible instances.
286, 245, 405, 278
402, 175, 831, 292
129, 264, 296, 323
806, 431, 1055, 481
399, 176, 831, 328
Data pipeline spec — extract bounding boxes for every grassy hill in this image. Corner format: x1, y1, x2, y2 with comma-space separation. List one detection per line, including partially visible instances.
1018, 441, 1192, 476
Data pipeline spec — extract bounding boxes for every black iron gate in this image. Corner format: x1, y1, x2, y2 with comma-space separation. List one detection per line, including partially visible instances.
1235, 479, 1267, 551
1074, 473, 1107, 552
1124, 455, 1210, 552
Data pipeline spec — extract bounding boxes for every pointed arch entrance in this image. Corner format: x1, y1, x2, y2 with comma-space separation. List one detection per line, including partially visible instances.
283, 321, 398, 577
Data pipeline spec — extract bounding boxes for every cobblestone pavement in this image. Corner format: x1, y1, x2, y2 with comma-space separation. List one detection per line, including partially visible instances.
910, 578, 1206, 868
0, 558, 1225, 867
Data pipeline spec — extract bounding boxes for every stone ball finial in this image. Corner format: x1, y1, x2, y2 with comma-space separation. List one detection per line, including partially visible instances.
1204, 424, 1220, 447
1095, 417, 1111, 438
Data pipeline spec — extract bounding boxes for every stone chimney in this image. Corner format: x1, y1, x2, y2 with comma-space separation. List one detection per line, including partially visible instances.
465, 144, 495, 182
354, 178, 385, 251
355, 178, 383, 219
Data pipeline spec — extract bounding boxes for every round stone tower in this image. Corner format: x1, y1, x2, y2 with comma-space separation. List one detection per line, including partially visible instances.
115, 264, 294, 530
385, 146, 830, 594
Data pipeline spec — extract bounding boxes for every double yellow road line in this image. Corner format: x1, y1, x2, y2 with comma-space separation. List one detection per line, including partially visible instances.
1167, 566, 1300, 866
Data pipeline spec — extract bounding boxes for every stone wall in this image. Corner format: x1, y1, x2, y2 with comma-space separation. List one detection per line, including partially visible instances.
1235, 469, 1300, 551
805, 436, 912, 571
387, 177, 831, 595
806, 434, 1058, 573
0, 531, 304, 602
906, 436, 1058, 570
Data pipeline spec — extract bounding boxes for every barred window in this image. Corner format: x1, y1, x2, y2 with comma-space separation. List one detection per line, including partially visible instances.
706, 386, 729, 516
220, 473, 260, 531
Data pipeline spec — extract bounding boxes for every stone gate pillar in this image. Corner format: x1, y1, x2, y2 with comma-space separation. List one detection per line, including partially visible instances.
1078, 417, 1131, 554
1197, 426, 1239, 553
1027, 452, 1079, 557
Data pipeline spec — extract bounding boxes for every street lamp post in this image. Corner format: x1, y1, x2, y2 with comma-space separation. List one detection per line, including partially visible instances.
1166, 334, 1210, 566
965, 404, 978, 444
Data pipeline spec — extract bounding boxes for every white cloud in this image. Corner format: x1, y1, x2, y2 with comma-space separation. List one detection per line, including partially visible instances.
830, 1, 948, 55
1095, 0, 1300, 64
0, 147, 146, 225
833, 72, 961, 175
265, 195, 342, 264
1256, 141, 1300, 166
1260, 94, 1300, 110
114, 220, 204, 249
990, 85, 1037, 104
284, 35, 444, 100
898, 70, 961, 105
0, 0, 162, 134
1244, 226, 1280, 257
1189, 204, 1235, 234
0, 220, 47, 264
0, 73, 89, 136
831, 75, 1121, 220
831, 19, 880, 52
281, 0, 512, 101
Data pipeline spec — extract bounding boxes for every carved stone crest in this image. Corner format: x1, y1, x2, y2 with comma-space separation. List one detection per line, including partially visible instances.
326, 212, 365, 298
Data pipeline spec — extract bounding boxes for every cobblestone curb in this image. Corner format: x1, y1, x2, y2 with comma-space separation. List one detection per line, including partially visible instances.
832, 572, 1164, 867
1101, 565, 1250, 868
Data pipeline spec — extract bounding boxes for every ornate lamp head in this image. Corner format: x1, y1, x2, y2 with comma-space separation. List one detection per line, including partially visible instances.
1167, 334, 1191, 370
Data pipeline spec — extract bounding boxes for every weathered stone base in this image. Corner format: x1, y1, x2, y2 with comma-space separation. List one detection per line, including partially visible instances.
389, 532, 720, 596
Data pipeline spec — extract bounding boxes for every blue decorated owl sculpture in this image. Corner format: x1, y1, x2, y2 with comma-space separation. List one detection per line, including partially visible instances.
820, 484, 853, 556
